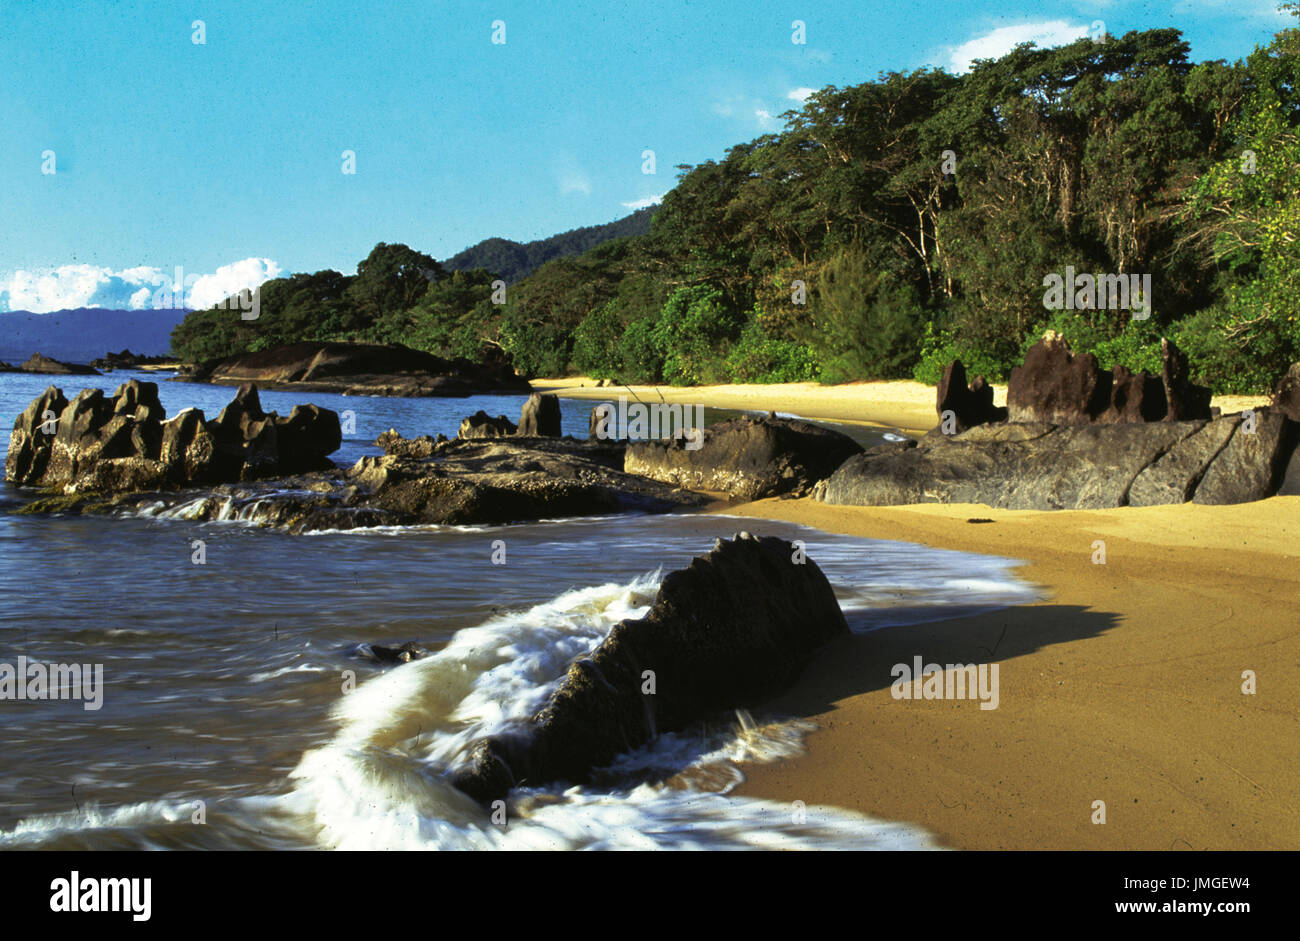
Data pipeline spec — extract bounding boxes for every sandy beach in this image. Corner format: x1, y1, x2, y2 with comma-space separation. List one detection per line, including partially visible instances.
719, 497, 1300, 850
532, 376, 1296, 849
532, 376, 1269, 438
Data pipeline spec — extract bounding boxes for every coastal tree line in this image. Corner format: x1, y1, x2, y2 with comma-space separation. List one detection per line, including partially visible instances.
172, 16, 1300, 394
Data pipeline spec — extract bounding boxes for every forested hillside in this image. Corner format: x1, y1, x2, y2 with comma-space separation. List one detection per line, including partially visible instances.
442, 207, 655, 283
173, 17, 1300, 394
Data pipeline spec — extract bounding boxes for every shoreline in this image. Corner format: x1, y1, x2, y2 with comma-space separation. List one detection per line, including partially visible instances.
714, 496, 1300, 850
532, 376, 1271, 439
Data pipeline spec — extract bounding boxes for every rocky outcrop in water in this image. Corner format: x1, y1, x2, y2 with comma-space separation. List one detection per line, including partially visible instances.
182, 341, 530, 397
458, 411, 517, 438
5, 380, 340, 493
624, 414, 862, 501
18, 353, 100, 375
817, 407, 1299, 509
517, 393, 561, 436
448, 532, 848, 804
25, 432, 705, 531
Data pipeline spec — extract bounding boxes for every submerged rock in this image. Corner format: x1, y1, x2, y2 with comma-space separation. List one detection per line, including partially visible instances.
351, 641, 433, 665
448, 532, 848, 804
624, 414, 862, 501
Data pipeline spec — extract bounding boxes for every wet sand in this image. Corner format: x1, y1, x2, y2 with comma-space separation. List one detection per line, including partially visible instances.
719, 497, 1300, 850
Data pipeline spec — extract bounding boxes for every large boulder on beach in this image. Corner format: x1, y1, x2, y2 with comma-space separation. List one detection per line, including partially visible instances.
19, 353, 99, 375
819, 408, 1296, 510
517, 393, 561, 436
624, 413, 862, 501
1192, 408, 1297, 505
448, 532, 849, 804
5, 380, 341, 492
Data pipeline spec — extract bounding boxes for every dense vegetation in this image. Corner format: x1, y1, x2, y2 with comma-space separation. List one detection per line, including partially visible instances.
173, 16, 1300, 394
443, 206, 654, 283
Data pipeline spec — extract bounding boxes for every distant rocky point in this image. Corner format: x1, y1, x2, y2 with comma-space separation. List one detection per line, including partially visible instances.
89, 349, 179, 371
15, 353, 101, 375
180, 341, 531, 397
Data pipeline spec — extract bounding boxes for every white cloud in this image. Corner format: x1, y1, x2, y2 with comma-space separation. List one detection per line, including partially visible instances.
0, 258, 282, 313
941, 20, 1091, 74
755, 108, 774, 127
560, 172, 592, 196
787, 87, 817, 102
621, 194, 666, 210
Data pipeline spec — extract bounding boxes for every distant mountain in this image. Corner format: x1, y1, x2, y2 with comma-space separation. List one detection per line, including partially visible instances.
0, 308, 189, 364
442, 206, 656, 283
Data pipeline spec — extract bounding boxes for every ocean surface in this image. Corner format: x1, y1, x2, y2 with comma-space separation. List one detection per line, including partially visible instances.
0, 370, 1037, 850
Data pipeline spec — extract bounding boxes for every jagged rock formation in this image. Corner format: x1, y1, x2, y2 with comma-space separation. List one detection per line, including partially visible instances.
1005, 333, 1211, 425
458, 411, 517, 438
5, 380, 340, 493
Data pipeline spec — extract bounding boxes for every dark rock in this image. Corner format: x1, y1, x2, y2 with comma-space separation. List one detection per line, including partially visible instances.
5, 381, 340, 493
448, 533, 848, 804
3, 386, 69, 485
1161, 338, 1212, 421
353, 641, 432, 665
1007, 333, 1107, 424
19, 353, 100, 375
89, 349, 176, 371
820, 410, 1294, 510
936, 360, 1007, 430
589, 404, 611, 440
1096, 366, 1166, 423
1193, 408, 1297, 505
624, 414, 862, 501
1128, 418, 1234, 506
517, 393, 561, 436
1007, 332, 1210, 425
375, 430, 445, 459
159, 408, 219, 484
458, 410, 517, 439
1271, 362, 1300, 423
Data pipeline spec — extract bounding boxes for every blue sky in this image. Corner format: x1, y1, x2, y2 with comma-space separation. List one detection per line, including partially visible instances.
0, 0, 1293, 311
